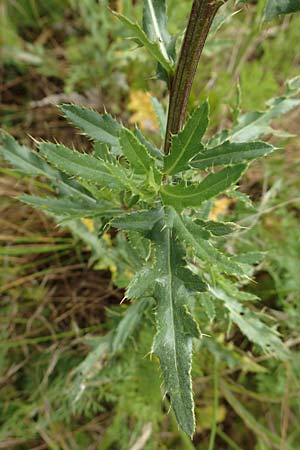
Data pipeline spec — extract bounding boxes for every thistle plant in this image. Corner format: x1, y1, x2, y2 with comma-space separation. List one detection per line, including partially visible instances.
1, 0, 300, 437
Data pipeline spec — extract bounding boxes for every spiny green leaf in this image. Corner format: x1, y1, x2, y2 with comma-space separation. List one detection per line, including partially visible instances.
127, 231, 151, 260
20, 195, 121, 220
60, 104, 121, 149
164, 102, 209, 175
113, 11, 173, 74
126, 266, 157, 299
143, 0, 173, 62
197, 293, 216, 323
112, 208, 164, 233
0, 131, 93, 200
134, 127, 164, 161
230, 99, 300, 142
208, 77, 300, 146
195, 218, 238, 236
169, 209, 245, 276
152, 225, 200, 436
161, 164, 246, 208
230, 252, 266, 266
38, 142, 126, 189
218, 278, 259, 302
264, 0, 300, 20
119, 128, 157, 175
190, 141, 275, 170
0, 131, 55, 177
227, 189, 255, 209
171, 240, 207, 292
210, 286, 289, 360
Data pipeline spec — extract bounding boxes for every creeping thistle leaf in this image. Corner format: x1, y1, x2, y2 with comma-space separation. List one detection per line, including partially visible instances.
0, 131, 55, 177
0, 131, 93, 200
60, 104, 121, 150
143, 0, 176, 83
143, 0, 173, 63
126, 266, 157, 299
197, 293, 216, 323
119, 128, 157, 175
195, 218, 238, 236
210, 286, 289, 360
190, 141, 275, 170
230, 252, 266, 266
152, 224, 200, 436
208, 77, 300, 146
161, 164, 246, 208
230, 95, 300, 143
171, 240, 207, 292
170, 209, 245, 276
264, 0, 300, 20
134, 127, 164, 161
164, 101, 209, 175
38, 142, 128, 190
113, 11, 173, 74
112, 208, 164, 233
20, 195, 121, 220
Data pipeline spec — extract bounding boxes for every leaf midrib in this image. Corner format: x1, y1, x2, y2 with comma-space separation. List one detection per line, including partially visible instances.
166, 228, 179, 381
161, 174, 231, 200
165, 118, 200, 175
146, 0, 169, 60
192, 142, 271, 165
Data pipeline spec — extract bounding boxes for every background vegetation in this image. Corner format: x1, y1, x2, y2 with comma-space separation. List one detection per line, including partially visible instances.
1, 0, 300, 448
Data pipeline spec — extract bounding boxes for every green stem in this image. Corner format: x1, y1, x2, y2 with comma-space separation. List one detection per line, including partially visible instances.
217, 428, 244, 450
208, 359, 219, 450
164, 0, 227, 154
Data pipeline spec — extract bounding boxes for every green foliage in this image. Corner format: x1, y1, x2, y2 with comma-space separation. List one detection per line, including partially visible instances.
190, 141, 275, 169
264, 0, 300, 20
60, 104, 122, 149
164, 102, 209, 175
1, 0, 300, 444
143, 0, 175, 63
161, 164, 247, 209
113, 11, 174, 74
1, 80, 294, 433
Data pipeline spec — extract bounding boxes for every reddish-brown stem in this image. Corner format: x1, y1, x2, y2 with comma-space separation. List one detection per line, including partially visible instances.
164, 0, 226, 154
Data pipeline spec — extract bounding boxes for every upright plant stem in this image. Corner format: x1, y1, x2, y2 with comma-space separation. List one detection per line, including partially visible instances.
208, 359, 219, 450
164, 0, 227, 154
